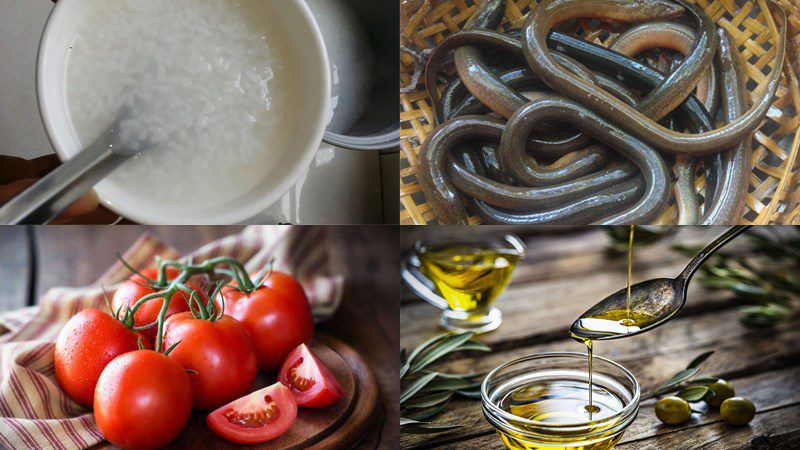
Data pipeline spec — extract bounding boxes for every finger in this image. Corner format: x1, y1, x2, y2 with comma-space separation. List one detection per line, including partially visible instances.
58, 189, 100, 219
0, 179, 38, 203
0, 179, 100, 221
51, 206, 121, 225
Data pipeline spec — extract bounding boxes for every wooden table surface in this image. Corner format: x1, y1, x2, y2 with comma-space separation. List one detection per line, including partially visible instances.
0, 225, 399, 450
400, 226, 800, 449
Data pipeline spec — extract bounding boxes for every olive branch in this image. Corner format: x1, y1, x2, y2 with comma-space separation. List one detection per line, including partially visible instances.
672, 229, 800, 326
400, 332, 490, 434
646, 350, 717, 403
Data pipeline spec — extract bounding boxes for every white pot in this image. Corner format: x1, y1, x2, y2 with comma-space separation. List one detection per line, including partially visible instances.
37, 0, 331, 224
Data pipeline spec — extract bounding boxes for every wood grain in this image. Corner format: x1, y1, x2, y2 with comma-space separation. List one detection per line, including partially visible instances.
0, 225, 398, 449
307, 334, 382, 450
617, 404, 800, 450
401, 227, 748, 350
401, 227, 800, 449
165, 334, 375, 450
429, 366, 800, 449
402, 310, 800, 448
323, 226, 400, 449
421, 307, 793, 379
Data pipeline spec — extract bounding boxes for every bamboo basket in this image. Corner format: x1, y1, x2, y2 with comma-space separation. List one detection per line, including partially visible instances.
400, 0, 800, 225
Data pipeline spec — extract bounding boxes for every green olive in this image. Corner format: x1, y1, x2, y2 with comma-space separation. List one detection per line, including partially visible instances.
655, 396, 691, 425
706, 379, 735, 408
720, 397, 756, 426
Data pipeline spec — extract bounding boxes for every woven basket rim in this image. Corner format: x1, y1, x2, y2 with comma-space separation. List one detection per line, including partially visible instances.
400, 0, 800, 225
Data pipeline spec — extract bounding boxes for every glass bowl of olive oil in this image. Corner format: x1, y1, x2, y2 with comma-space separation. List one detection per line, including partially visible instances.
482, 353, 640, 449
402, 234, 526, 333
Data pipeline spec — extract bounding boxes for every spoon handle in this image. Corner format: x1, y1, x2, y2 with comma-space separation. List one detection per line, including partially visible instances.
0, 129, 133, 224
678, 225, 752, 284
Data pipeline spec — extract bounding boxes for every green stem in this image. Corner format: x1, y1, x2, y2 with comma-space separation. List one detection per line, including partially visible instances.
119, 255, 267, 352
130, 290, 168, 315
192, 292, 209, 320
208, 257, 256, 292
154, 294, 171, 353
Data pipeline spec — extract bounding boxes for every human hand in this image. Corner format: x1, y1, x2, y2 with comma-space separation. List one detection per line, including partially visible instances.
0, 155, 118, 224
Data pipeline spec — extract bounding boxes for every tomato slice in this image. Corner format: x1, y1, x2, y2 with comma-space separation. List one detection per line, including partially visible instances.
278, 344, 343, 408
206, 382, 297, 444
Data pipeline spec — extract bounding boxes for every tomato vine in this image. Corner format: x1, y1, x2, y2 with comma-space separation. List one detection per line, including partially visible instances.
116, 255, 273, 353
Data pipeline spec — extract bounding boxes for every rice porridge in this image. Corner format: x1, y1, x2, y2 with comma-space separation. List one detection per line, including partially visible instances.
65, 0, 298, 209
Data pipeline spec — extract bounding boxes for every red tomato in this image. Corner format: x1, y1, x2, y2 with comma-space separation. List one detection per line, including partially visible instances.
94, 350, 192, 450
163, 312, 258, 410
206, 382, 297, 444
278, 344, 343, 408
261, 272, 311, 309
218, 272, 313, 371
112, 267, 205, 342
54, 308, 148, 407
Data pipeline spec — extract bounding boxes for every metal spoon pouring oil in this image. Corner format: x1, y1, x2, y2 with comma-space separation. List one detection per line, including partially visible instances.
571, 225, 749, 416
571, 225, 750, 341
572, 226, 637, 415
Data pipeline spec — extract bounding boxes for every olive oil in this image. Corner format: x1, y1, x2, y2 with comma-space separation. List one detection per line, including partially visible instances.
570, 309, 656, 415
498, 379, 626, 449
418, 244, 519, 313
569, 226, 651, 416
575, 310, 658, 336
501, 380, 624, 424
623, 225, 635, 326
584, 339, 600, 415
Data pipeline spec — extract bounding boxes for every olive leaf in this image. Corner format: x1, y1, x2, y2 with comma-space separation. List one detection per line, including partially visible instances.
455, 390, 482, 399
647, 351, 717, 400
425, 371, 486, 379
400, 418, 462, 434
677, 386, 712, 402
687, 350, 714, 369
400, 333, 450, 379
408, 332, 479, 373
400, 372, 438, 403
418, 377, 474, 393
689, 377, 721, 385
740, 303, 793, 326
404, 391, 454, 409
454, 341, 492, 352
672, 228, 800, 327
404, 403, 451, 422
606, 226, 674, 253
655, 368, 699, 392
400, 331, 491, 433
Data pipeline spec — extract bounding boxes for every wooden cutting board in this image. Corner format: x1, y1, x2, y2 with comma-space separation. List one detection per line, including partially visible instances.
161, 333, 381, 450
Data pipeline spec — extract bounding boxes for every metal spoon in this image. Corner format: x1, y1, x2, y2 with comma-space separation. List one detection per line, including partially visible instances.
0, 108, 152, 224
570, 225, 751, 340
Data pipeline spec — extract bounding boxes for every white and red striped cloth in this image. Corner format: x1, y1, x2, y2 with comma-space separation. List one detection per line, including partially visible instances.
0, 226, 344, 450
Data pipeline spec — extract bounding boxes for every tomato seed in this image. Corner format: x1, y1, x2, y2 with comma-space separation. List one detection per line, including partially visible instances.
288, 365, 316, 392
223, 401, 280, 428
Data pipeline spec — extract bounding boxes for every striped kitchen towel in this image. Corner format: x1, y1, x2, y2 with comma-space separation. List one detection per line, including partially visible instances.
0, 226, 345, 450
